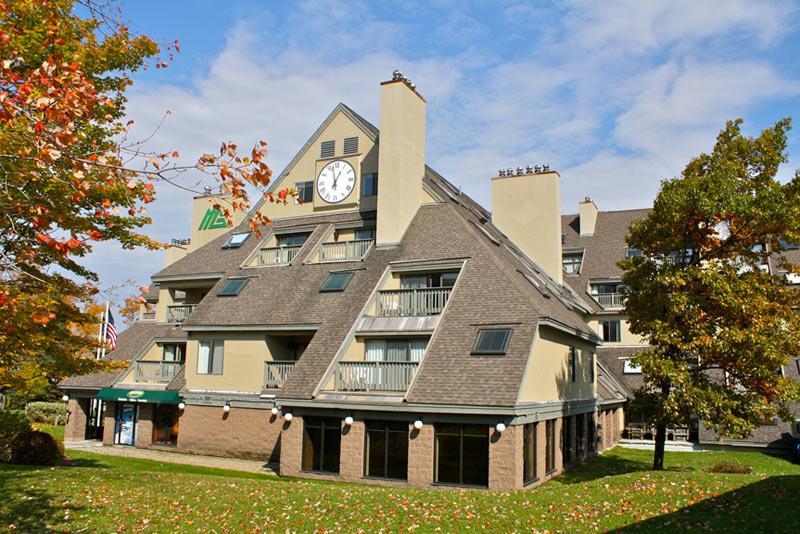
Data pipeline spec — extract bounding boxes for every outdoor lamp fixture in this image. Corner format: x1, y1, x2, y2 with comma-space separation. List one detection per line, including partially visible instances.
271, 406, 279, 415
344, 415, 354, 426
61, 395, 69, 402
495, 422, 507, 433
413, 420, 424, 430
178, 402, 186, 410
223, 402, 231, 413
283, 412, 293, 422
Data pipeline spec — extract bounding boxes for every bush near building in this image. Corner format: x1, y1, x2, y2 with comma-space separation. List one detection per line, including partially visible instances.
25, 402, 68, 425
0, 410, 63, 466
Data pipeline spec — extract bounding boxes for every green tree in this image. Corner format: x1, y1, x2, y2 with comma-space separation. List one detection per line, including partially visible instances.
621, 118, 800, 470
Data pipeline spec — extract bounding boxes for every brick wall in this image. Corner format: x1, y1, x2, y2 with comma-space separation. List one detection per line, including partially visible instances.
135, 404, 153, 449
177, 404, 282, 462
102, 402, 115, 445
64, 399, 88, 442
339, 420, 365, 482
279, 415, 303, 476
407, 422, 434, 486
488, 424, 523, 490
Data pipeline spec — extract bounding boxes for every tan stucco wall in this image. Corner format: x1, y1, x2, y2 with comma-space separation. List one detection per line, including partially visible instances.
518, 326, 596, 402
491, 171, 563, 284
184, 333, 270, 393
589, 315, 646, 346
189, 193, 246, 252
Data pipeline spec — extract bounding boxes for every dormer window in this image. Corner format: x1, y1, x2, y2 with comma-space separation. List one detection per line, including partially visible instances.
218, 278, 248, 296
562, 251, 583, 275
472, 329, 512, 355
223, 232, 250, 249
320, 271, 353, 292
320, 140, 335, 158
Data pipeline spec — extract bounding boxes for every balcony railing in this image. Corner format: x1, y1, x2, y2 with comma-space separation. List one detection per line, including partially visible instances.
335, 361, 418, 392
374, 288, 452, 317
167, 304, 196, 323
263, 361, 296, 389
256, 245, 303, 266
593, 293, 625, 309
134, 361, 183, 383
314, 239, 373, 262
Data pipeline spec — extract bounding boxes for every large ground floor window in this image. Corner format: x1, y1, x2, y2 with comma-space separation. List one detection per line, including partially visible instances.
302, 417, 341, 473
152, 404, 180, 447
545, 419, 556, 473
562, 415, 574, 466
576, 413, 585, 459
365, 420, 408, 480
523, 422, 538, 484
435, 424, 488, 487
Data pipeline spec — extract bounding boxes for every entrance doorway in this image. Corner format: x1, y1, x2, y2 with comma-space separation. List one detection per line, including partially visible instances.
114, 402, 138, 445
85, 398, 105, 440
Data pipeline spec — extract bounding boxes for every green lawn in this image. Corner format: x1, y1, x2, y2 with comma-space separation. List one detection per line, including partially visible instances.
2, 444, 799, 532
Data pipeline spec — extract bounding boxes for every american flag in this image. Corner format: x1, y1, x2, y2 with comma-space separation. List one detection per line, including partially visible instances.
105, 310, 117, 351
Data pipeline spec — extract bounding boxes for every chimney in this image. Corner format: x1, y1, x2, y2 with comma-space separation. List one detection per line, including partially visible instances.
188, 187, 246, 252
492, 168, 563, 284
579, 197, 598, 236
376, 70, 426, 246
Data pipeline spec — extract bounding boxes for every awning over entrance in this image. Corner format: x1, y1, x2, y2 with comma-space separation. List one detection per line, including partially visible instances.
97, 387, 181, 404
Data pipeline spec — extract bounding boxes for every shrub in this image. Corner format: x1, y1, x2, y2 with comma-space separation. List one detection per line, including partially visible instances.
705, 462, 752, 474
11, 430, 64, 466
25, 401, 68, 425
0, 410, 31, 463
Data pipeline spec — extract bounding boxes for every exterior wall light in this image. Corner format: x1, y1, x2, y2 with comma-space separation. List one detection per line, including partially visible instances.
223, 402, 231, 413
413, 420, 424, 430
61, 395, 69, 402
344, 416, 354, 426
283, 412, 293, 422
495, 422, 506, 433
178, 402, 186, 410
271, 406, 279, 415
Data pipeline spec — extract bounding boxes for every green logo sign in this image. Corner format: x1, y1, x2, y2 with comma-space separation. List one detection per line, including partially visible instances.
127, 390, 145, 399
198, 208, 227, 230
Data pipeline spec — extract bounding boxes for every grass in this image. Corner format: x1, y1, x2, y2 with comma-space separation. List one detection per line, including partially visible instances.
32, 422, 64, 442
2, 440, 799, 532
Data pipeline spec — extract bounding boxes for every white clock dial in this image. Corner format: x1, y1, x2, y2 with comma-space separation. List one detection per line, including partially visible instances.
317, 160, 356, 204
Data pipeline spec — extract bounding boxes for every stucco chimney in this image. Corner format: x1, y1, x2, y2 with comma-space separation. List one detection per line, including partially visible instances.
491, 170, 563, 284
579, 197, 598, 236
376, 71, 426, 247
188, 188, 246, 252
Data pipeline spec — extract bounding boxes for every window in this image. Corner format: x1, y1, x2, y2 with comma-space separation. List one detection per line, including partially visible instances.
343, 136, 359, 155
276, 232, 310, 247
320, 140, 335, 158
623, 358, 642, 374
601, 320, 621, 342
197, 341, 223, 375
576, 413, 585, 458
625, 248, 643, 258
354, 228, 376, 240
523, 422, 538, 484
365, 339, 427, 362
296, 181, 313, 203
152, 405, 179, 446
545, 419, 556, 473
473, 329, 512, 355
591, 283, 624, 295
568, 347, 577, 382
435, 424, 488, 486
588, 415, 596, 453
399, 271, 458, 289
320, 271, 353, 292
361, 173, 378, 197
588, 352, 595, 382
302, 417, 340, 473
562, 251, 583, 275
562, 415, 573, 466
162, 343, 185, 362
218, 278, 248, 296
223, 232, 250, 249
365, 420, 408, 480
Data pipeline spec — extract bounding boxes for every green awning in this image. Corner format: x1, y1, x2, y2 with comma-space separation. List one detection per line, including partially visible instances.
97, 387, 181, 404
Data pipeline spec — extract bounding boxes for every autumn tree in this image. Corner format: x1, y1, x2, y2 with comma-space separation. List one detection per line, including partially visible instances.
621, 118, 800, 470
0, 0, 290, 389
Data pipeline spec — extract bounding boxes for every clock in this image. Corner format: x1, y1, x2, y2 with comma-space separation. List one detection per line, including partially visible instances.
317, 160, 356, 204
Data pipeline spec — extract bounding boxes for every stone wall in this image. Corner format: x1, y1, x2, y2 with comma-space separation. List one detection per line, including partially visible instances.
488, 424, 523, 490
339, 420, 366, 482
407, 422, 434, 486
279, 415, 303, 476
64, 399, 88, 442
135, 403, 153, 449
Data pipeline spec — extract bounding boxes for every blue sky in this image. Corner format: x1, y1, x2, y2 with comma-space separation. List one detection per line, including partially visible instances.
87, 0, 800, 314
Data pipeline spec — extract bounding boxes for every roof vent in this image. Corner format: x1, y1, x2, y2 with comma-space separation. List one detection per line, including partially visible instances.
203, 185, 212, 196
392, 69, 404, 81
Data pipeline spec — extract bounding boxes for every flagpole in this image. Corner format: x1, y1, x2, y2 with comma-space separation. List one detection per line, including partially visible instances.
95, 301, 106, 361
99, 300, 110, 360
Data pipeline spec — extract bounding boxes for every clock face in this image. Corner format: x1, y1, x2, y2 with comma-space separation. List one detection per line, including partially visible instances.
317, 160, 356, 204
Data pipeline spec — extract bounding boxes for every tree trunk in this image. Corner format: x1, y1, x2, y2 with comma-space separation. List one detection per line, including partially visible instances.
653, 421, 667, 470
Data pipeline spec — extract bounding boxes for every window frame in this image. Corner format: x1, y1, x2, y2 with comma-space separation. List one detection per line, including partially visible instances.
364, 420, 409, 480
218, 277, 248, 296
472, 328, 512, 355
568, 347, 577, 382
197, 340, 224, 375
623, 358, 642, 374
562, 415, 574, 466
320, 271, 354, 292
601, 320, 621, 343
545, 419, 556, 474
561, 251, 583, 275
222, 232, 251, 249
360, 172, 378, 197
302, 416, 341, 474
162, 343, 185, 363
523, 422, 538, 485
296, 181, 314, 203
434, 423, 489, 487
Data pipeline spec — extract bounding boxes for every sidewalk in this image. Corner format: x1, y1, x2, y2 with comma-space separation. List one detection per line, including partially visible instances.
64, 440, 278, 475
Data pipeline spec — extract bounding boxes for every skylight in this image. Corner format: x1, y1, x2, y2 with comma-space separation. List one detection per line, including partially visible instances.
472, 328, 512, 355
218, 278, 248, 296
223, 232, 250, 249
320, 271, 353, 292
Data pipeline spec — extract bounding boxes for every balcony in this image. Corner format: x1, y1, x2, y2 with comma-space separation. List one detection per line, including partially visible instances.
313, 239, 373, 263
374, 288, 452, 317
167, 304, 196, 323
592, 293, 625, 309
142, 310, 156, 320
335, 361, 418, 392
256, 245, 303, 266
134, 361, 183, 383
263, 361, 296, 389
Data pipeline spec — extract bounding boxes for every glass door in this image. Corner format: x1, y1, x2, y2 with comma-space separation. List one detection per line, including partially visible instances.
114, 402, 137, 446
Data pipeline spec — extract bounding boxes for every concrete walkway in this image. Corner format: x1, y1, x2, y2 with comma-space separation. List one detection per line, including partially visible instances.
64, 440, 278, 475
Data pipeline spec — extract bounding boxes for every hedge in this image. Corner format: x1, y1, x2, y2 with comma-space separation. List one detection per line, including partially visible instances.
26, 401, 68, 425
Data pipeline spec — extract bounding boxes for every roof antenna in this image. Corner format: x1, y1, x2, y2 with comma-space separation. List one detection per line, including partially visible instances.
203, 185, 212, 196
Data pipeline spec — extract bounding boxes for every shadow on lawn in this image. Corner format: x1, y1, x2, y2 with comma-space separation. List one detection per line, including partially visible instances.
0, 468, 82, 531
558, 452, 692, 484
619, 475, 800, 532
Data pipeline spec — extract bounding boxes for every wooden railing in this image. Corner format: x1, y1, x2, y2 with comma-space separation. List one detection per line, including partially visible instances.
134, 361, 183, 383
375, 288, 452, 317
593, 293, 625, 309
256, 245, 303, 266
167, 304, 196, 323
335, 361, 418, 392
315, 239, 373, 262
263, 361, 296, 389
